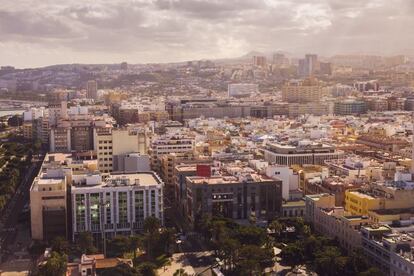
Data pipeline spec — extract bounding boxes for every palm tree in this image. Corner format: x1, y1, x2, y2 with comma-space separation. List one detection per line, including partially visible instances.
161, 228, 176, 254
143, 217, 161, 259
269, 220, 283, 238
129, 236, 141, 260
156, 254, 171, 272
144, 217, 161, 235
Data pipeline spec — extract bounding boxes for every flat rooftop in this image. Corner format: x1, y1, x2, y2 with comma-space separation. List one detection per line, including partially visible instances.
187, 174, 275, 185
347, 191, 376, 200
72, 172, 162, 190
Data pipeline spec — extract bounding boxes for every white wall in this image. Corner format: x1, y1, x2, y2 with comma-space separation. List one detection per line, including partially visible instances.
265, 165, 299, 200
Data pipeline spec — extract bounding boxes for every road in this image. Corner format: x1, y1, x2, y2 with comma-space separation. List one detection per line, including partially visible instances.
0, 153, 43, 262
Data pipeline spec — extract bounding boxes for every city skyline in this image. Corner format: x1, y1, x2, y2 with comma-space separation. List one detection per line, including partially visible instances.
1, 0, 414, 68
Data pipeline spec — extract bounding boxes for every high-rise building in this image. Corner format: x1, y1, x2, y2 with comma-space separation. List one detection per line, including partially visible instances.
86, 80, 98, 100
298, 54, 319, 77
252, 56, 267, 68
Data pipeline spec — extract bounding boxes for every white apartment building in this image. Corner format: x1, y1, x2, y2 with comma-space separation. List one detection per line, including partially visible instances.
263, 140, 344, 166
265, 165, 299, 200
71, 172, 164, 241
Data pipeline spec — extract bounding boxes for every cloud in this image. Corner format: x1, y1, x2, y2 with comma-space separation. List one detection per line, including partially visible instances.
0, 0, 413, 67
0, 10, 78, 40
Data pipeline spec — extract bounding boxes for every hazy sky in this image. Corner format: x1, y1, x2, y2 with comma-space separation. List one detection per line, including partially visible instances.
1, 0, 414, 68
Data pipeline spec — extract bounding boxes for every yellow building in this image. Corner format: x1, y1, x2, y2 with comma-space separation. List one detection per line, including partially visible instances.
23, 122, 33, 140
345, 190, 381, 216
368, 208, 414, 224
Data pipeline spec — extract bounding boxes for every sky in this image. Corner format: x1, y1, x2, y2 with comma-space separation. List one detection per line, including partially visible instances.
1, 0, 414, 68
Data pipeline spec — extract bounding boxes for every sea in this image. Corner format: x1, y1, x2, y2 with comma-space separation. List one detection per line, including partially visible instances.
0, 110, 25, 117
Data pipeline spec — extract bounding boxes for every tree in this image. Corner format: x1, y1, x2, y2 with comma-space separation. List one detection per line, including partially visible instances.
235, 245, 274, 275
101, 263, 141, 276
38, 252, 67, 276
143, 217, 161, 259
345, 248, 370, 274
51, 236, 69, 254
143, 217, 161, 235
76, 232, 97, 254
7, 115, 22, 127
155, 254, 171, 271
269, 220, 283, 238
137, 262, 157, 276
218, 238, 240, 271
129, 236, 142, 260
107, 236, 132, 257
281, 242, 304, 266
314, 246, 347, 276
234, 225, 267, 246
159, 228, 176, 255
358, 267, 385, 276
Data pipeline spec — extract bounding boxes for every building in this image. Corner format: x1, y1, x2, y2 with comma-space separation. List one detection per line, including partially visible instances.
86, 80, 98, 100
49, 106, 114, 153
228, 83, 258, 98
166, 98, 288, 122
111, 100, 169, 125
113, 153, 150, 173
354, 80, 379, 92
185, 173, 282, 226
305, 194, 370, 252
71, 172, 164, 241
23, 122, 33, 140
120, 62, 128, 70
265, 165, 299, 200
149, 133, 195, 172
356, 134, 409, 153
67, 254, 133, 276
287, 102, 330, 117
95, 128, 148, 174
334, 99, 367, 115
30, 153, 99, 240
263, 140, 344, 166
345, 181, 414, 216
253, 56, 267, 68
282, 78, 324, 103
298, 54, 319, 77
281, 200, 305, 218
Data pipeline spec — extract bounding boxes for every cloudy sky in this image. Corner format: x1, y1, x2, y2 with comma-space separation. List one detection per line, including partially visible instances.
1, 0, 414, 68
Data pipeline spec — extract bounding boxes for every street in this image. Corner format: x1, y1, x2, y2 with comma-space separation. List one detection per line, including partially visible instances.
0, 153, 43, 263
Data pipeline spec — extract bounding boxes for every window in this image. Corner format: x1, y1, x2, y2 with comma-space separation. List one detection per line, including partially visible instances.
135, 191, 144, 222
90, 193, 100, 227
118, 192, 128, 224
151, 190, 156, 216
75, 194, 86, 231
